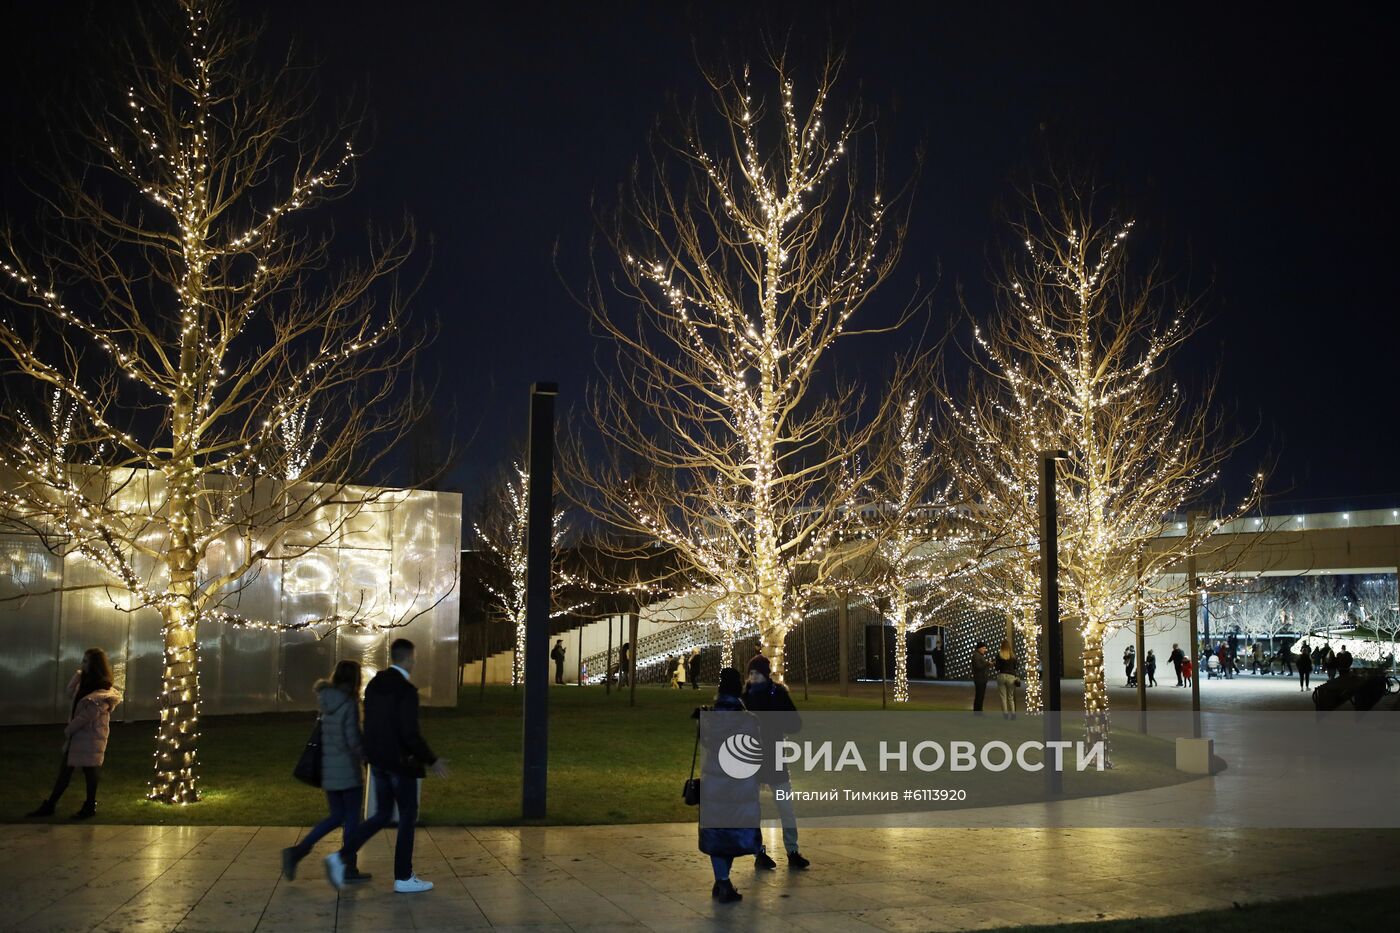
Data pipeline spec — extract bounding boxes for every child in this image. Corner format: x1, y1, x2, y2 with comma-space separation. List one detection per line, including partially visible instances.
1182, 657, 1194, 687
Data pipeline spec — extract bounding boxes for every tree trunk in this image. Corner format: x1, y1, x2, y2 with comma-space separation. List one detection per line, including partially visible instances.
892, 591, 910, 702
512, 618, 526, 687
150, 545, 201, 804
1081, 623, 1111, 761
1019, 604, 1043, 713
759, 624, 786, 683
720, 626, 735, 669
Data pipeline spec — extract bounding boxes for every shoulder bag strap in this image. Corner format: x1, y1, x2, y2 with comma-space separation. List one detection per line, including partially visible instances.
688, 717, 702, 780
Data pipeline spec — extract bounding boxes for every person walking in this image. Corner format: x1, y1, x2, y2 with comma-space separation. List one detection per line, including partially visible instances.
698, 667, 761, 903
931, 641, 946, 680
1123, 645, 1136, 687
743, 655, 810, 871
1169, 643, 1185, 686
551, 639, 566, 685
687, 648, 701, 690
995, 639, 1018, 719
1296, 641, 1313, 692
1145, 649, 1158, 687
26, 648, 121, 820
1321, 644, 1335, 680
675, 653, 688, 689
1182, 656, 1194, 687
283, 661, 370, 883
326, 639, 449, 893
1336, 645, 1353, 676
971, 642, 992, 713
1281, 641, 1294, 676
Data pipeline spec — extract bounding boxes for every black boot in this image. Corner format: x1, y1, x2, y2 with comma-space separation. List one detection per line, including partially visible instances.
754, 850, 777, 870
281, 847, 300, 881
787, 851, 810, 870
711, 879, 742, 903
72, 801, 95, 820
26, 800, 55, 818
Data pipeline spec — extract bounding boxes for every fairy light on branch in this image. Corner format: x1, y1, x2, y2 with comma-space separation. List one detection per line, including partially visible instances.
0, 0, 430, 805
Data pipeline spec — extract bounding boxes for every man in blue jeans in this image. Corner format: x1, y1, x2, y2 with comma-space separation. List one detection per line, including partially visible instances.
325, 639, 450, 893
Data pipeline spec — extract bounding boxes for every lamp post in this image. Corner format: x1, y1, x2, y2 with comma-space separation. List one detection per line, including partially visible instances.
521, 382, 558, 820
1039, 450, 1067, 797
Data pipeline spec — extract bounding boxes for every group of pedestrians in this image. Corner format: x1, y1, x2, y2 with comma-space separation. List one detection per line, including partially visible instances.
668, 649, 702, 689
971, 639, 1023, 717
1121, 646, 1158, 687
699, 655, 811, 903
280, 638, 450, 894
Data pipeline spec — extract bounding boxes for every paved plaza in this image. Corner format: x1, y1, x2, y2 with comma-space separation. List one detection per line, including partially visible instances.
2, 820, 1397, 933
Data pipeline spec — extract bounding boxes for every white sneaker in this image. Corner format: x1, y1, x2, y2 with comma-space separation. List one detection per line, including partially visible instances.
324, 851, 346, 890
394, 875, 434, 893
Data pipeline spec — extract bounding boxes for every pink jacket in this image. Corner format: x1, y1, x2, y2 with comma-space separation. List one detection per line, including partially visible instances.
63, 672, 122, 767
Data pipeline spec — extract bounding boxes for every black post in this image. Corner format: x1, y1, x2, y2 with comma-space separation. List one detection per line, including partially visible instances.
1135, 552, 1147, 734
837, 593, 850, 698
521, 382, 558, 820
1039, 450, 1066, 797
479, 619, 488, 700
802, 615, 811, 702
605, 614, 613, 696
628, 612, 639, 707
880, 621, 889, 710
576, 624, 583, 687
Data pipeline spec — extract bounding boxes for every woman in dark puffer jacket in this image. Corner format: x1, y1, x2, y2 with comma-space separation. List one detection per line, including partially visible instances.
698, 667, 762, 903
283, 661, 371, 883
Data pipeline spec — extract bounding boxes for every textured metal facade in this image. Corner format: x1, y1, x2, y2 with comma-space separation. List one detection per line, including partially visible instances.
0, 487, 461, 725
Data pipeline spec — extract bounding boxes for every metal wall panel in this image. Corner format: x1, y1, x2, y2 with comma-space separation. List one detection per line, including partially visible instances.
0, 535, 64, 723
0, 481, 463, 725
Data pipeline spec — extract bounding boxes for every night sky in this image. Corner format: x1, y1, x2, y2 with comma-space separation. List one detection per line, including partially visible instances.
2, 1, 1392, 508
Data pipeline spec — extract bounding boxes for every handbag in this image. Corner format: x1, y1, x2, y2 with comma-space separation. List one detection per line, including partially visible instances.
682, 719, 701, 805
292, 716, 323, 788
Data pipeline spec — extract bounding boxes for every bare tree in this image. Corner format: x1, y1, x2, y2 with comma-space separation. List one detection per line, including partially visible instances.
1354, 574, 1399, 660
569, 55, 915, 679
472, 460, 583, 685
1286, 576, 1351, 640
0, 1, 428, 803
957, 181, 1261, 750
940, 362, 1058, 712
860, 386, 989, 701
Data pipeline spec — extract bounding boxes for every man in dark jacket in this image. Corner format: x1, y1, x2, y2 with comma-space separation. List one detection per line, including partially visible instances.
327, 639, 449, 893
971, 642, 992, 713
1169, 643, 1185, 686
743, 655, 810, 870
551, 639, 566, 685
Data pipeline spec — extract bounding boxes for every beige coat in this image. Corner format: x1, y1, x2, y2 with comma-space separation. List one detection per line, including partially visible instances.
63, 673, 122, 767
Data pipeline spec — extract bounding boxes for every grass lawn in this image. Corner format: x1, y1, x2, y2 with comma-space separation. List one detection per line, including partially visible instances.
5, 685, 1187, 826
995, 887, 1400, 932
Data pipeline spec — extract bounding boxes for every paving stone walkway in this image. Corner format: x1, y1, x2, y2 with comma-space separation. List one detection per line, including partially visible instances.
1, 822, 1396, 932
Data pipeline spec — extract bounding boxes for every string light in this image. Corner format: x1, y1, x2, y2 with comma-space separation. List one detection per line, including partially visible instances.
0, 0, 437, 805
583, 61, 900, 682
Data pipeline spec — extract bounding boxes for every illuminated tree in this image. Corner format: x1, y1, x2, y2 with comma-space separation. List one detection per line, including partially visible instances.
0, 1, 426, 803
1285, 576, 1351, 639
963, 183, 1261, 750
572, 56, 913, 680
1355, 575, 1399, 658
472, 461, 578, 685
862, 388, 988, 702
941, 369, 1058, 712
